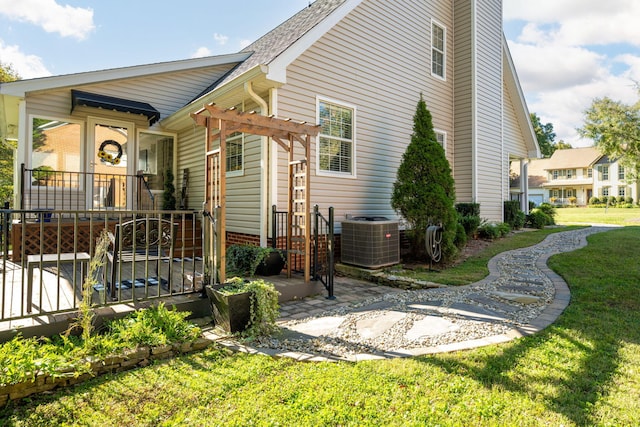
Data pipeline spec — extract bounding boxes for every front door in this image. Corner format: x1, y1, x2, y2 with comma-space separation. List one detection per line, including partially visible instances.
88, 118, 133, 209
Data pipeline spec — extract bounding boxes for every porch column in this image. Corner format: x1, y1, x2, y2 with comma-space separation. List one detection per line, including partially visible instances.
520, 159, 529, 214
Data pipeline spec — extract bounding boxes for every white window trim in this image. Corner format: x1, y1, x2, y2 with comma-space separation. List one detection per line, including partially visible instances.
430, 19, 447, 81
315, 96, 357, 179
434, 129, 447, 156
225, 132, 245, 178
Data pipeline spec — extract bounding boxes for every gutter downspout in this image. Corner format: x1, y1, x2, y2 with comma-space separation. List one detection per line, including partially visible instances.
244, 81, 270, 247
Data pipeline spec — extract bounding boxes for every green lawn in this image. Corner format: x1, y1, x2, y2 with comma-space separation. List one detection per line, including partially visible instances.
554, 205, 640, 226
2, 227, 639, 426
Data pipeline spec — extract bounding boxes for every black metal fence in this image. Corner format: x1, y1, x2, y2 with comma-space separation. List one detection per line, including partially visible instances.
0, 209, 201, 322
21, 164, 156, 212
271, 204, 334, 298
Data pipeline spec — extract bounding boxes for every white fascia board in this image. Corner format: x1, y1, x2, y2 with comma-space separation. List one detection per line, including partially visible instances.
0, 52, 252, 97
266, 0, 364, 83
503, 35, 540, 159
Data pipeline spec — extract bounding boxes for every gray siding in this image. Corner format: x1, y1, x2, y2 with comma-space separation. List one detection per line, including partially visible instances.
276, 0, 455, 227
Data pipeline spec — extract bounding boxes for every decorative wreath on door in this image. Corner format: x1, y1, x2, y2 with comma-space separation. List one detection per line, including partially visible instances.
98, 140, 123, 165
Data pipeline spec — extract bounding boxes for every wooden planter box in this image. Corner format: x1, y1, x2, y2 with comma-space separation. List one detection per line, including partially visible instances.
205, 284, 251, 334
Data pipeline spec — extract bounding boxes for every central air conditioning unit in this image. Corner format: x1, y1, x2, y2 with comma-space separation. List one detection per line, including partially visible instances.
341, 216, 400, 269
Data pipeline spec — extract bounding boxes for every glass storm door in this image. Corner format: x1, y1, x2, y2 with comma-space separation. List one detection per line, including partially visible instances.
88, 118, 133, 209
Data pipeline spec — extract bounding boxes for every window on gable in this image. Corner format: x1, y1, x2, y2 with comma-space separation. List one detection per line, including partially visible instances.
226, 132, 244, 176
318, 99, 355, 176
618, 166, 625, 180
431, 20, 446, 79
602, 165, 609, 180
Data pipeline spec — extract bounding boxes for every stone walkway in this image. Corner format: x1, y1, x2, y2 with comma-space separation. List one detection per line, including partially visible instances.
203, 226, 613, 362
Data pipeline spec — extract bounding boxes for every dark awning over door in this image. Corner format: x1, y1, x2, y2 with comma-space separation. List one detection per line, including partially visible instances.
71, 90, 161, 125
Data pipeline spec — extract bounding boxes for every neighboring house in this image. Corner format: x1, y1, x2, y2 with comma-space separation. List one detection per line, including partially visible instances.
510, 157, 549, 206
1, 0, 539, 247
592, 154, 640, 203
510, 147, 639, 206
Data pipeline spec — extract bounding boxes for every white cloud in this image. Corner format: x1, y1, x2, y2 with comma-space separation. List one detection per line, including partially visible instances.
0, 0, 94, 40
213, 33, 228, 46
505, 1, 640, 147
191, 47, 212, 58
509, 41, 606, 92
505, 0, 640, 47
0, 40, 51, 78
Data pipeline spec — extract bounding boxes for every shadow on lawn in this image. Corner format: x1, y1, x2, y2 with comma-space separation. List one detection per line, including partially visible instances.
422, 228, 640, 426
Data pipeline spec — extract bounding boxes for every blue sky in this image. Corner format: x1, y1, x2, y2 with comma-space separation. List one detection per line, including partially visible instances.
2, 0, 640, 147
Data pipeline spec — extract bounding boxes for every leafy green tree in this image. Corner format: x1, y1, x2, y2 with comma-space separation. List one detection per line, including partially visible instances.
530, 113, 557, 157
0, 62, 20, 206
0, 61, 19, 82
579, 95, 640, 180
391, 95, 458, 262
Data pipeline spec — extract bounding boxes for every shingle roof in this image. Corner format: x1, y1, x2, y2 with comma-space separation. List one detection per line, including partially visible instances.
544, 146, 602, 170
192, 0, 347, 100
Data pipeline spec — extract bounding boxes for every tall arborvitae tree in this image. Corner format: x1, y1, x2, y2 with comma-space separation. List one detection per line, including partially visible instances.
391, 95, 458, 261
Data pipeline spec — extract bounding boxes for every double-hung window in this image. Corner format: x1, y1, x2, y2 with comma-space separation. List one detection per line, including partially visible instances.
431, 20, 446, 79
435, 130, 446, 155
226, 132, 244, 176
618, 166, 625, 180
317, 99, 355, 176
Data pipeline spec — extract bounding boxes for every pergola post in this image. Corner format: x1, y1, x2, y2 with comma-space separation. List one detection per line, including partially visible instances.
192, 104, 319, 284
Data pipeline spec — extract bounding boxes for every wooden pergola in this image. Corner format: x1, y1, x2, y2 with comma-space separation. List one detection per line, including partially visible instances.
191, 103, 320, 283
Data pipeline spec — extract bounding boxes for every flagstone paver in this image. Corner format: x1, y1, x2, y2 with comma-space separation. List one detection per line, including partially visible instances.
203, 226, 614, 361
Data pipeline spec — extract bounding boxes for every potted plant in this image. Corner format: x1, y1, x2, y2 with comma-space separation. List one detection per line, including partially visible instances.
205, 277, 280, 336
162, 169, 177, 211
254, 247, 286, 276
226, 244, 286, 277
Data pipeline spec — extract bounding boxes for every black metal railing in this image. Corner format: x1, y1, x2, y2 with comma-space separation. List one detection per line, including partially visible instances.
201, 207, 220, 291
312, 205, 334, 299
0, 209, 201, 322
271, 204, 334, 298
21, 164, 156, 212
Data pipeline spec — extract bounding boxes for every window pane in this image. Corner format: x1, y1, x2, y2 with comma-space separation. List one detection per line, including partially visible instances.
431, 22, 445, 78
433, 24, 444, 51
32, 118, 82, 173
226, 133, 243, 173
319, 101, 354, 174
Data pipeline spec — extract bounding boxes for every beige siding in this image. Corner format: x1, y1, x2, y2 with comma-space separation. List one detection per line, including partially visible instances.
503, 80, 529, 202
226, 133, 262, 234
502, 81, 528, 159
453, 0, 474, 202
26, 65, 235, 122
177, 126, 263, 236
475, 0, 504, 221
275, 0, 455, 226
176, 125, 206, 210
